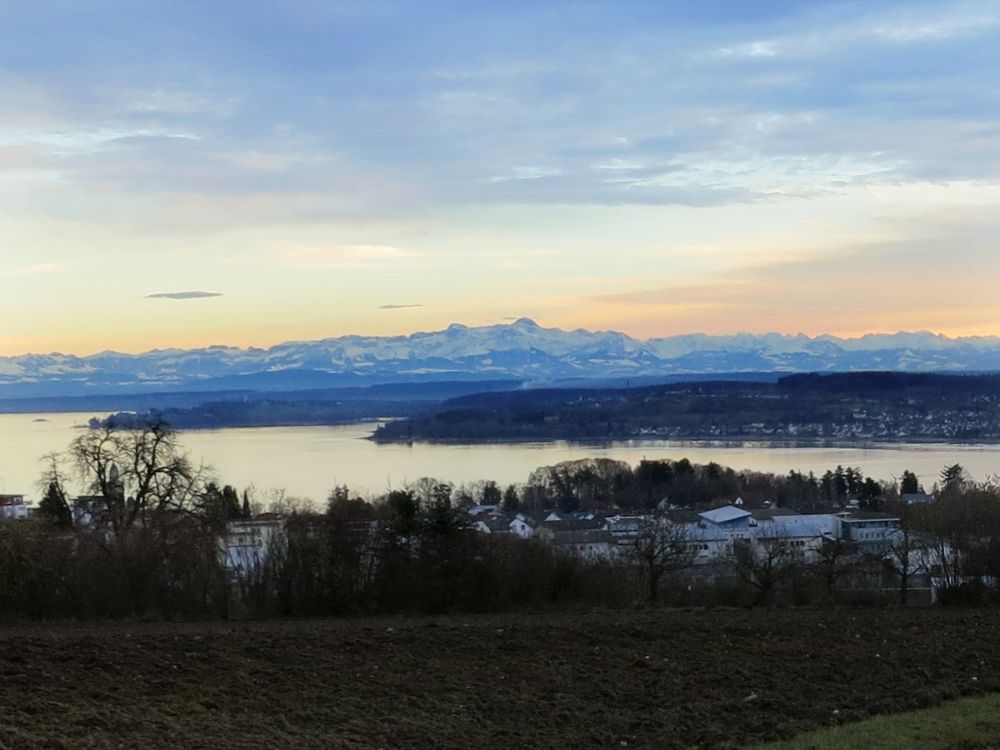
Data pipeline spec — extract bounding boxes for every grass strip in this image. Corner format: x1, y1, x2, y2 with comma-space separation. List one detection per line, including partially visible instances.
749, 693, 1000, 750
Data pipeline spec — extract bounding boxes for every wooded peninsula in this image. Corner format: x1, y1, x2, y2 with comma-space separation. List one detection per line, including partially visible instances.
373, 372, 1000, 444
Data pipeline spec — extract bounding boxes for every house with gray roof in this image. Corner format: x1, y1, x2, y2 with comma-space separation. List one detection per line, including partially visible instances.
472, 514, 514, 535
698, 505, 752, 528
537, 526, 617, 561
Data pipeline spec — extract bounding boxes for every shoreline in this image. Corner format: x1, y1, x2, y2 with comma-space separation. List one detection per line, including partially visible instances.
13, 410, 1000, 449
368, 433, 1000, 449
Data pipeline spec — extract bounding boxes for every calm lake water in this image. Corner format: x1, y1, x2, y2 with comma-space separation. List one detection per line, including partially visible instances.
2, 412, 1000, 505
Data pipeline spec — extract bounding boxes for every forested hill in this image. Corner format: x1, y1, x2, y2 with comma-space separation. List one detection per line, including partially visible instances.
84, 380, 521, 429
777, 371, 1000, 393
373, 372, 1000, 443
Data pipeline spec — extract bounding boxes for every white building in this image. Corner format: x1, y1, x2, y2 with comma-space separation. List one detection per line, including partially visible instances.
472, 515, 513, 535
837, 513, 900, 549
605, 515, 644, 543
537, 526, 617, 561
509, 511, 551, 538
680, 505, 897, 566
220, 514, 286, 577
0, 494, 28, 520
475, 502, 906, 573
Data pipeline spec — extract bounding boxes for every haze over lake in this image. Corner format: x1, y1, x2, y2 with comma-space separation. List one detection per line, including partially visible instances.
3, 412, 999, 506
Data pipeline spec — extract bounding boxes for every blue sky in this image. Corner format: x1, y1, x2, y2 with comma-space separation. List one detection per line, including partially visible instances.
2, 0, 1000, 353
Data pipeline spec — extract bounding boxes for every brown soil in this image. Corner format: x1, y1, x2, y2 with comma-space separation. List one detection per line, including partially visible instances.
2, 608, 1000, 749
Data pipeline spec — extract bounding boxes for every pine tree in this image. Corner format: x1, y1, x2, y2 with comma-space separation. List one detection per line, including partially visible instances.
900, 470, 921, 495
38, 480, 72, 527
501, 484, 520, 512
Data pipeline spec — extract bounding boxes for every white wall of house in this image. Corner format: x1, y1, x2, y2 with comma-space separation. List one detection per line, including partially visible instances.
558, 540, 615, 561
220, 517, 286, 576
0, 495, 28, 520
509, 516, 536, 538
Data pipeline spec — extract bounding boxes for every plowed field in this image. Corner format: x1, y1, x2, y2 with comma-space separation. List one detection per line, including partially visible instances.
2, 609, 999, 749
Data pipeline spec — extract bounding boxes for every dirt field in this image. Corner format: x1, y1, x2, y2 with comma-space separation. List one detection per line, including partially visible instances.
3, 608, 1000, 749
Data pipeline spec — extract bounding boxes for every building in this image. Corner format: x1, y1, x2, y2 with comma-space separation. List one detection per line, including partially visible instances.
901, 493, 936, 505
509, 511, 551, 538
470, 501, 908, 575
472, 514, 513, 535
673, 505, 895, 566
220, 514, 286, 577
837, 513, 900, 550
0, 494, 28, 520
604, 515, 645, 543
536, 526, 617, 561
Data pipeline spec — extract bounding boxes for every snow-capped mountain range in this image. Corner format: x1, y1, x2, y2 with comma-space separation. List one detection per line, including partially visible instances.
4, 318, 1000, 399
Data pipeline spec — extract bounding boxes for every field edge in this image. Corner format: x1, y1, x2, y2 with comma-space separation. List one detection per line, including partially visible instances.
748, 692, 1000, 750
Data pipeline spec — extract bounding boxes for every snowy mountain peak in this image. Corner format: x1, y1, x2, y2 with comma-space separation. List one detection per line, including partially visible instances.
3, 322, 1000, 398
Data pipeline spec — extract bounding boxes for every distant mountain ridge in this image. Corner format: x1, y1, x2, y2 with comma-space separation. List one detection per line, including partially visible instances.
3, 319, 1000, 399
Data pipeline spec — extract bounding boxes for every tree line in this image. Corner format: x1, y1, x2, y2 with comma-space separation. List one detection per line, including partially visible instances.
498, 457, 896, 513
3, 420, 1000, 620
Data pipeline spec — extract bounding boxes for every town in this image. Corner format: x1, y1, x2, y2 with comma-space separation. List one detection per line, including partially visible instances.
0, 449, 976, 617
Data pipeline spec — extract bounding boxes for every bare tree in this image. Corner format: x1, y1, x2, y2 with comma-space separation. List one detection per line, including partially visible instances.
904, 484, 1000, 598
628, 517, 696, 605
882, 513, 928, 606
726, 529, 801, 607
811, 537, 862, 602
70, 419, 209, 535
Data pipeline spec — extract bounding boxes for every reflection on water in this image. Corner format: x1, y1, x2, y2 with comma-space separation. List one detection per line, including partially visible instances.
1, 412, 999, 504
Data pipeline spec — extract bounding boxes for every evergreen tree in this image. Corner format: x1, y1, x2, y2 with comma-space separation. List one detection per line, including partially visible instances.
221, 485, 241, 519
900, 470, 921, 495
481, 480, 502, 506
198, 483, 242, 527
386, 489, 419, 538
326, 485, 375, 521
940, 464, 966, 490
501, 484, 520, 512
38, 479, 72, 527
857, 478, 883, 511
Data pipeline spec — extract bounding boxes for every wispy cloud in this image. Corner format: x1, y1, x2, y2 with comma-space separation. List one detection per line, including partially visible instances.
4, 0, 999, 219
146, 291, 223, 300
13, 262, 69, 276
379, 303, 424, 310
280, 245, 423, 267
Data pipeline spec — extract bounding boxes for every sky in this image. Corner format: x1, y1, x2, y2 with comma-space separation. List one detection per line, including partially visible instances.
2, 0, 1000, 355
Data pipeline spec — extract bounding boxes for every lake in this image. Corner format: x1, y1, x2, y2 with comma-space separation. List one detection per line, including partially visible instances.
1, 412, 998, 505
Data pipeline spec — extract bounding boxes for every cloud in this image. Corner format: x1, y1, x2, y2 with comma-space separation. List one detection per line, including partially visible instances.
379, 303, 423, 310
4, 0, 999, 223
13, 262, 69, 276
280, 245, 423, 267
146, 291, 223, 300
